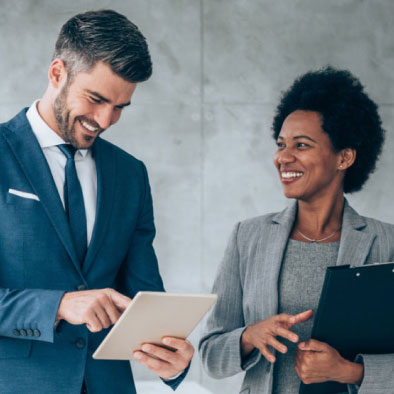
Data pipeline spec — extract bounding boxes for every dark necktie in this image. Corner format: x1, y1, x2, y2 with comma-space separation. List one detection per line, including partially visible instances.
58, 144, 87, 264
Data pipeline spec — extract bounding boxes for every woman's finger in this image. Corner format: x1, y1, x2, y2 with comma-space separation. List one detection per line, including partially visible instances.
275, 326, 299, 343
257, 343, 276, 363
266, 336, 288, 354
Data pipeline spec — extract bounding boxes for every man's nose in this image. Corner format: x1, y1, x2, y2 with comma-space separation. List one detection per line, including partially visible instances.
95, 106, 114, 130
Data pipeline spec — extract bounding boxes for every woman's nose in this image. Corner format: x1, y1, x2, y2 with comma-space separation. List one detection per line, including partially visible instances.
277, 149, 295, 164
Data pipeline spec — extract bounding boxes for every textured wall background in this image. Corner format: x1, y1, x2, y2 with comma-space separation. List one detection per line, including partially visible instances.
1, 0, 393, 393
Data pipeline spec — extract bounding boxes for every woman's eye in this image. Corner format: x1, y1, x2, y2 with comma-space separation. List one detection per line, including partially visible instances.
276, 142, 285, 149
297, 142, 309, 148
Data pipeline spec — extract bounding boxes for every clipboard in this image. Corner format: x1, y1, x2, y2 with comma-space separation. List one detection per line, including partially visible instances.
299, 262, 394, 394
93, 291, 217, 360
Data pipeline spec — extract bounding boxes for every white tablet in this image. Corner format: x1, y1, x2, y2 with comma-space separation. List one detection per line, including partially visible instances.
92, 291, 217, 360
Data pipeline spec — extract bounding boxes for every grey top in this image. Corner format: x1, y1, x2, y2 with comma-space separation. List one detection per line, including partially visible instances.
272, 239, 341, 394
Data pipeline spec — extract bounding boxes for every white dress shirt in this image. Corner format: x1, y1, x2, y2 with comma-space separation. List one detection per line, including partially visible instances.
26, 100, 97, 245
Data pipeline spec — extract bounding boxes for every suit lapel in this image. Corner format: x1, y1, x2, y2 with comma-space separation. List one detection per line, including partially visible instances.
259, 201, 298, 317
258, 199, 375, 319
3, 109, 82, 274
83, 138, 116, 274
336, 200, 376, 268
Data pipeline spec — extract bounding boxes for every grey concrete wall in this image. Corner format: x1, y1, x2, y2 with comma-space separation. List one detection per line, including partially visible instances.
1, 0, 393, 393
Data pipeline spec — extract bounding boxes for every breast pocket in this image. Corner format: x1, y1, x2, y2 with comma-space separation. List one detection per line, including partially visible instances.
6, 190, 40, 207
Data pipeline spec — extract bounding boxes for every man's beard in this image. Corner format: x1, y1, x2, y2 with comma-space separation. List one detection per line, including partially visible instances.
53, 83, 101, 149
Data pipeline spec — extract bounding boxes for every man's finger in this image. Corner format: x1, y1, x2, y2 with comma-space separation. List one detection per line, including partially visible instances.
141, 344, 181, 365
85, 311, 103, 332
94, 305, 112, 329
162, 337, 193, 354
101, 297, 122, 325
134, 351, 172, 372
107, 289, 131, 311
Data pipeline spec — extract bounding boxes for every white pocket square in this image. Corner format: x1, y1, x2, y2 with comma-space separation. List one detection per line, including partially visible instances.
8, 189, 40, 201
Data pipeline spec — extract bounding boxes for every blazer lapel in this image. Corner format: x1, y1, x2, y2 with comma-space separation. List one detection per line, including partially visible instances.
83, 138, 116, 274
336, 199, 376, 268
259, 201, 298, 317
3, 109, 82, 274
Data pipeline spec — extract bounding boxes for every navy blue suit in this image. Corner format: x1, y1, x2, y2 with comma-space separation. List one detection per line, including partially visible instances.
0, 109, 183, 393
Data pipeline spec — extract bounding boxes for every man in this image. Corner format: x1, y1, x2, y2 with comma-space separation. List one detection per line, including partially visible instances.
0, 9, 193, 394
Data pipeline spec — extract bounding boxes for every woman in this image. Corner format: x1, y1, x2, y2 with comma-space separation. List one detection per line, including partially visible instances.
199, 67, 394, 394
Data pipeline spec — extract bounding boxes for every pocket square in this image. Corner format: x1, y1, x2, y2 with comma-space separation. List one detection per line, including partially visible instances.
8, 189, 40, 201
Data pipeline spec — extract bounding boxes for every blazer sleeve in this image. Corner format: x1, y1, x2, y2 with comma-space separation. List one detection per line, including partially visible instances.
199, 223, 263, 378
347, 353, 394, 394
347, 219, 394, 394
0, 288, 65, 343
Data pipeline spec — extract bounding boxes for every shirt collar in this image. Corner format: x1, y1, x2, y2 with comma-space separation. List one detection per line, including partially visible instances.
26, 100, 88, 158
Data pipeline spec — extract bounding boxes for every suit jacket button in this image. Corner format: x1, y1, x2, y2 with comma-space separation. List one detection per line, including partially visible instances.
13, 329, 20, 336
77, 284, 86, 291
20, 329, 27, 336
33, 329, 41, 337
26, 329, 34, 336
76, 338, 86, 349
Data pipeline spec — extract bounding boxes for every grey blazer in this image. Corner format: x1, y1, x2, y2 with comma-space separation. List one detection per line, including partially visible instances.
199, 200, 394, 394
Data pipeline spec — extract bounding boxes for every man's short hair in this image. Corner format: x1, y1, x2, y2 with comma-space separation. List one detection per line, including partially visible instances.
53, 9, 152, 83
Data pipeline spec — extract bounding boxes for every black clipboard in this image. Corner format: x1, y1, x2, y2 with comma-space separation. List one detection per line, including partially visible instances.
299, 262, 394, 394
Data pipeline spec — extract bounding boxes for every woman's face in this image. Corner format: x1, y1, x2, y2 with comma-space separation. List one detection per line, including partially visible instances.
273, 110, 344, 202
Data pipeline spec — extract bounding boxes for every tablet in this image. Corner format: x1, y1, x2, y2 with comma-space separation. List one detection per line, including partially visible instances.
92, 291, 217, 360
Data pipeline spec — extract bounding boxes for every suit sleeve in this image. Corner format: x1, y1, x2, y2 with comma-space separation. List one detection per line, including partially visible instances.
347, 354, 394, 394
0, 288, 65, 343
199, 223, 263, 378
115, 161, 189, 390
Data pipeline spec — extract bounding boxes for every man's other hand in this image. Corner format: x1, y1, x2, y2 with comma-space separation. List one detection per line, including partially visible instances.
56, 288, 131, 332
133, 337, 194, 380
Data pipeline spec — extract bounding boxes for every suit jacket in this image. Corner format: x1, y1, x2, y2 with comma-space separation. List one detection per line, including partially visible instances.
199, 200, 394, 394
0, 109, 185, 394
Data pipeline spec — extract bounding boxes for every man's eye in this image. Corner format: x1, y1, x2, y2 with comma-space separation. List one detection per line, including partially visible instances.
90, 97, 102, 104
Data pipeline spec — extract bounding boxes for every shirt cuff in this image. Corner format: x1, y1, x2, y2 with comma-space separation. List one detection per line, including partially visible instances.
164, 370, 184, 381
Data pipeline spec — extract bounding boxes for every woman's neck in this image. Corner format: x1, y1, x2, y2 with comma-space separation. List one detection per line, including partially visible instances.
293, 192, 344, 242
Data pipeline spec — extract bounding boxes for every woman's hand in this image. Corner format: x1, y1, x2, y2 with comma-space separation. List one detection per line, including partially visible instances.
295, 339, 364, 385
241, 309, 313, 362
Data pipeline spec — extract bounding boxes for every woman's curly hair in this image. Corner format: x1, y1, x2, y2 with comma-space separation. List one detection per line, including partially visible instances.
272, 66, 385, 193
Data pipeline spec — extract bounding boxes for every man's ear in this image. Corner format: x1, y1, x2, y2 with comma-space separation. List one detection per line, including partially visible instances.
48, 58, 68, 89
338, 148, 356, 170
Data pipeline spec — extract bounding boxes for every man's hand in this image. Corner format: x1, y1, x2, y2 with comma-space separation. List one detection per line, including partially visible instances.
241, 309, 313, 362
295, 339, 364, 385
133, 337, 194, 380
56, 288, 131, 332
